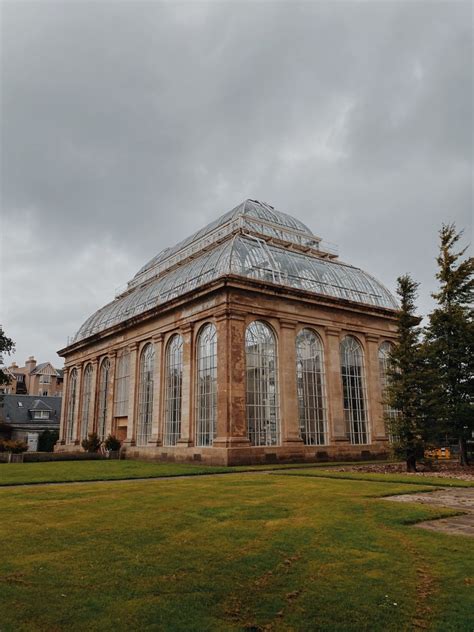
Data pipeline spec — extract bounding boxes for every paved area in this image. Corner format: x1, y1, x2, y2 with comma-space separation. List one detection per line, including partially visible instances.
385, 488, 474, 537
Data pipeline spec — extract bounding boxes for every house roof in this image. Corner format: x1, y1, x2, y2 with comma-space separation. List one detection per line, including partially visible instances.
1, 395, 61, 426
70, 199, 398, 344
30, 362, 62, 377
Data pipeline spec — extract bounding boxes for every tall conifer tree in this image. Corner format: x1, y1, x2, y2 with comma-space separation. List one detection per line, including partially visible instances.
385, 275, 438, 472
425, 224, 473, 465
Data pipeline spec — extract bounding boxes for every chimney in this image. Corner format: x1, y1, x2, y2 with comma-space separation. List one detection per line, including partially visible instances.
25, 356, 37, 373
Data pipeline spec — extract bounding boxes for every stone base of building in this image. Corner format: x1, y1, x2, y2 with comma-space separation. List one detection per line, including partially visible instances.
122, 443, 390, 465
55, 441, 390, 465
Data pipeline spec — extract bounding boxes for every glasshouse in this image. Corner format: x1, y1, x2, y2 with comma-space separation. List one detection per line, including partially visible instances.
57, 199, 398, 464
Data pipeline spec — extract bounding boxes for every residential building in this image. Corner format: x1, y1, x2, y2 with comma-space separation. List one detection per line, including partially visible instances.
3, 357, 64, 396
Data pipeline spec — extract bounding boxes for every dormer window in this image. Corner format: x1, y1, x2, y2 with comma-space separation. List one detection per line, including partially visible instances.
33, 410, 50, 420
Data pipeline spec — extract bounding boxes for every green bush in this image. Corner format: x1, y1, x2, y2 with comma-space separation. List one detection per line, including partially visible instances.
104, 435, 121, 451
38, 429, 59, 452
81, 432, 102, 453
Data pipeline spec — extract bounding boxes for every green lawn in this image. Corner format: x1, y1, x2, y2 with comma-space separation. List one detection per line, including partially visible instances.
278, 467, 474, 488
0, 459, 471, 488
1, 473, 472, 631
0, 460, 230, 486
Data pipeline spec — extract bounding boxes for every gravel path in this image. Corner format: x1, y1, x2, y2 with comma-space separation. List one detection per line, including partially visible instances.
385, 488, 474, 537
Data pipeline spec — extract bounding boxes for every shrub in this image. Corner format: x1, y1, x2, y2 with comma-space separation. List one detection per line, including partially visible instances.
38, 429, 59, 452
2, 439, 28, 454
104, 435, 121, 451
0, 421, 12, 440
81, 432, 102, 453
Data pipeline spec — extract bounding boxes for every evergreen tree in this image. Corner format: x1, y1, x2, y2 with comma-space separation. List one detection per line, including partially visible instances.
425, 224, 474, 465
385, 275, 438, 472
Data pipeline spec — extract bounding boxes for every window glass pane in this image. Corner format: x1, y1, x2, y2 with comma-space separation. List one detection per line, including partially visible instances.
196, 324, 217, 447
137, 344, 154, 446
164, 335, 183, 446
114, 351, 130, 417
340, 336, 369, 444
296, 329, 327, 445
245, 321, 280, 446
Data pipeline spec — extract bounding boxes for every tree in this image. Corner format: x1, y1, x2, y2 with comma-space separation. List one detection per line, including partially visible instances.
0, 326, 15, 387
425, 224, 474, 466
385, 275, 439, 472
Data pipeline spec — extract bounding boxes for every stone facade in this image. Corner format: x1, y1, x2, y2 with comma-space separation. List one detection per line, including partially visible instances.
56, 200, 398, 465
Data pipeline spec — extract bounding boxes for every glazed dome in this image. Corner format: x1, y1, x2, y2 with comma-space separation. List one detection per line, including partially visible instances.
72, 199, 397, 343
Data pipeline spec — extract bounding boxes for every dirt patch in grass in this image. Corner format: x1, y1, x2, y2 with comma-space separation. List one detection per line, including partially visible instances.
321, 461, 474, 482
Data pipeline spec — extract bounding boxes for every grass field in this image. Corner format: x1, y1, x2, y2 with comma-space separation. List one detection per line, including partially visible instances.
1, 468, 473, 631
0, 459, 472, 488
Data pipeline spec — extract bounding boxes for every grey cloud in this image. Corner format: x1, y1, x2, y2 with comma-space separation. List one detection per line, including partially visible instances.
1, 1, 472, 364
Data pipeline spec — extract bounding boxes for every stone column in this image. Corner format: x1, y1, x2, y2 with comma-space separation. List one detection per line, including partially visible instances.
72, 363, 83, 445
149, 333, 164, 445
279, 320, 303, 446
87, 359, 99, 440
123, 342, 139, 446
104, 351, 117, 438
365, 334, 386, 441
214, 311, 250, 447
177, 323, 194, 446
325, 327, 348, 443
58, 367, 69, 445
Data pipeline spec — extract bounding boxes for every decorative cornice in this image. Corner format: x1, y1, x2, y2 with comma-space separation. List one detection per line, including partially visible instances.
324, 326, 341, 337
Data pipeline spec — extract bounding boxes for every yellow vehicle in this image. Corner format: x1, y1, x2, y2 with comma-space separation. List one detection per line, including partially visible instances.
425, 446, 451, 460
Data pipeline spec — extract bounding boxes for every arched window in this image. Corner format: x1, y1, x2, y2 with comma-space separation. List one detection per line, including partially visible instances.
245, 320, 280, 446
340, 336, 369, 444
196, 323, 217, 446
136, 343, 154, 446
66, 368, 78, 443
296, 329, 327, 445
80, 364, 93, 441
97, 358, 110, 440
114, 350, 130, 417
378, 341, 398, 434
164, 334, 183, 446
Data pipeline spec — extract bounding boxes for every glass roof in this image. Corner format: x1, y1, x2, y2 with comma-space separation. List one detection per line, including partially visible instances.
72, 201, 398, 344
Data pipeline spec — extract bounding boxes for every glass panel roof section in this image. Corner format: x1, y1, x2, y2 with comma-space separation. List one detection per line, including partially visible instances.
129, 199, 326, 290
72, 202, 398, 343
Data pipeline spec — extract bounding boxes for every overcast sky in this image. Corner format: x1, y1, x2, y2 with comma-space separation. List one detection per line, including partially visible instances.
1, 0, 472, 368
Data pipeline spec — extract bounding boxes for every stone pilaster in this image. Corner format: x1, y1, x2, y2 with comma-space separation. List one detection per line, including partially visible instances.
325, 327, 348, 442
123, 343, 139, 446
214, 311, 250, 447
177, 323, 194, 446
365, 334, 386, 441
105, 351, 117, 438
58, 367, 69, 445
149, 333, 164, 445
72, 363, 83, 444
85, 359, 99, 440
279, 320, 303, 446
